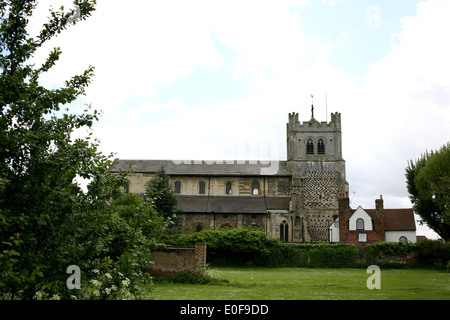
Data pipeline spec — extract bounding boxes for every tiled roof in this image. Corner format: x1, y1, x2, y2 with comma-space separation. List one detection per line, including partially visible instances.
362, 208, 416, 231
110, 159, 292, 177
178, 196, 290, 213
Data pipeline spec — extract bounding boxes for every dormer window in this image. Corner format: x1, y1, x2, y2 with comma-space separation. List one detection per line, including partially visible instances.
356, 218, 364, 230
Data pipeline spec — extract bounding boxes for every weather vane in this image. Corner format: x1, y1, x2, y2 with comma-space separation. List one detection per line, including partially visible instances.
310, 94, 314, 119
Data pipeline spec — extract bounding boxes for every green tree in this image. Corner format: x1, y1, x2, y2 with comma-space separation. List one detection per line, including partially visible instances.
0, 1, 164, 299
406, 143, 450, 241
143, 167, 183, 230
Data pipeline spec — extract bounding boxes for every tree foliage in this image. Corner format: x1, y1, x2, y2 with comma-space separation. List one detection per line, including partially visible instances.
143, 167, 183, 230
406, 143, 450, 241
0, 1, 166, 299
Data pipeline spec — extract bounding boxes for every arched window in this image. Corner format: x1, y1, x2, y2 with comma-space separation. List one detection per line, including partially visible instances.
399, 236, 408, 242
193, 223, 204, 233
174, 181, 181, 194
226, 181, 232, 194
252, 181, 260, 195
306, 138, 314, 155
317, 138, 325, 155
250, 223, 261, 230
199, 181, 206, 194
356, 218, 364, 230
280, 220, 289, 243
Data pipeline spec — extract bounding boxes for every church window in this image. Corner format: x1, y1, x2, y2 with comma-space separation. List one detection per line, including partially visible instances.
252, 181, 260, 195
174, 181, 181, 194
194, 223, 204, 233
358, 233, 367, 242
317, 138, 325, 155
124, 181, 129, 194
306, 139, 314, 155
356, 218, 364, 230
280, 220, 289, 242
226, 181, 232, 194
399, 236, 408, 242
199, 181, 206, 194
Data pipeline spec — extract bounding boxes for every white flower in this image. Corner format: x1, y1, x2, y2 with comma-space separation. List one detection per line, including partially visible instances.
52, 294, 60, 300
105, 273, 112, 279
105, 288, 111, 295
118, 272, 123, 277
92, 269, 99, 274
93, 290, 100, 297
122, 278, 130, 287
90, 279, 102, 287
111, 285, 117, 291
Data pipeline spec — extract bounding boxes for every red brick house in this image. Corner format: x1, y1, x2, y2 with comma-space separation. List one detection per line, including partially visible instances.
329, 194, 417, 245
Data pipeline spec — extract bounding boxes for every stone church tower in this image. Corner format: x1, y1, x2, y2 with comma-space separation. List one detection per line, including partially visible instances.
287, 109, 348, 242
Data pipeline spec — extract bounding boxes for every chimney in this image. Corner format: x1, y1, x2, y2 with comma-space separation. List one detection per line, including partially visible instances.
338, 193, 350, 243
374, 195, 385, 240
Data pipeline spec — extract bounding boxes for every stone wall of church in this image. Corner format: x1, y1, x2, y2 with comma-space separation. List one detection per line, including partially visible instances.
126, 173, 291, 197
183, 213, 268, 233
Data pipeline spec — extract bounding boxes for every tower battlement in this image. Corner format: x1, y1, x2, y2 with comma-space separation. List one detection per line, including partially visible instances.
288, 112, 341, 132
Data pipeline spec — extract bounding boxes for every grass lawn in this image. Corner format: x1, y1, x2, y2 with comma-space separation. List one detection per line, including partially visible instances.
148, 267, 450, 300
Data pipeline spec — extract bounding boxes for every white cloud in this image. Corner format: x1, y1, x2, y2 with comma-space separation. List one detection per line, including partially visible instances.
25, 0, 447, 239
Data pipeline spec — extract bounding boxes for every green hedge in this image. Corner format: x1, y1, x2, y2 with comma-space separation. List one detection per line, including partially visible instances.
163, 228, 359, 268
164, 229, 450, 268
366, 240, 450, 267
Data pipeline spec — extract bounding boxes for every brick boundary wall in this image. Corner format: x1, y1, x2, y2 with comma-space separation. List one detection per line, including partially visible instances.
146, 242, 207, 277
357, 247, 446, 267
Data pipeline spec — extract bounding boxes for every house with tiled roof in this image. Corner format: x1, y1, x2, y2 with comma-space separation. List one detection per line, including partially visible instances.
329, 194, 417, 244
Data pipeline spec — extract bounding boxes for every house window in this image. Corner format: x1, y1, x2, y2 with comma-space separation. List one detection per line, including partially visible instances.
174, 181, 181, 194
317, 138, 325, 155
280, 220, 289, 243
399, 236, 408, 242
226, 181, 232, 194
199, 181, 206, 194
252, 181, 260, 195
359, 233, 367, 242
306, 139, 314, 155
356, 218, 364, 230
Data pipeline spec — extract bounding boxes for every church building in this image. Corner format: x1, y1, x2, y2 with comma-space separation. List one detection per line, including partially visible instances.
110, 108, 416, 244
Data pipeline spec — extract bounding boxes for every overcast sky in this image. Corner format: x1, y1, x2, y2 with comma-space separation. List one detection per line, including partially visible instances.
28, 0, 449, 239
